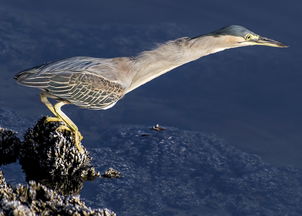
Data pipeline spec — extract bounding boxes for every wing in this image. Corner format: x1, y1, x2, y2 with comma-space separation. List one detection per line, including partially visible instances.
15, 56, 131, 109
48, 72, 125, 110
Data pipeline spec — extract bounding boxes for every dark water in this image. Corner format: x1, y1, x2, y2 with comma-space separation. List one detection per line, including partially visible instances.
0, 0, 301, 214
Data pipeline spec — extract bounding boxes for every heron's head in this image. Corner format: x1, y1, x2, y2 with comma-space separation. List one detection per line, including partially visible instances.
210, 25, 288, 48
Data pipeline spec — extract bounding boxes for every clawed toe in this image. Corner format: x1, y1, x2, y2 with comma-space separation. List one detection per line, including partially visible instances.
40, 94, 85, 154
74, 131, 84, 153
55, 125, 84, 153
56, 125, 72, 132
75, 141, 84, 153
78, 131, 83, 141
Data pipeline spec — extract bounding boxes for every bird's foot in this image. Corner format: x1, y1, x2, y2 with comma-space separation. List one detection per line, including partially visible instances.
78, 131, 83, 141
45, 116, 63, 123
55, 126, 83, 141
52, 120, 84, 153
56, 126, 84, 153
56, 125, 72, 133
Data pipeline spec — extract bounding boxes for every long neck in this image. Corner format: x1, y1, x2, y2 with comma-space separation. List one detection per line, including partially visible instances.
125, 35, 231, 93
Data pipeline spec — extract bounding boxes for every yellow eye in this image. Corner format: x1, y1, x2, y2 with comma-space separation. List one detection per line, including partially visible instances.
244, 33, 259, 41
245, 34, 253, 40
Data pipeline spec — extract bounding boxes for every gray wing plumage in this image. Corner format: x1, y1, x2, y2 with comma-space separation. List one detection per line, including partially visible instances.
15, 57, 131, 110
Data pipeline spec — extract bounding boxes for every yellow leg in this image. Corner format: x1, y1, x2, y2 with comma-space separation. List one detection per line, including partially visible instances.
40, 92, 84, 153
40, 92, 57, 116
53, 102, 84, 153
45, 117, 62, 122
40, 93, 62, 123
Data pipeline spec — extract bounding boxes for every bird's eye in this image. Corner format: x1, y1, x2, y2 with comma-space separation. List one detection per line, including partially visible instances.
245, 34, 253, 40
244, 33, 259, 41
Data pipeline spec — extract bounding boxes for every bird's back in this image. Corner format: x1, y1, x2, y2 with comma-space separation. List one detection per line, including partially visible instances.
15, 56, 134, 110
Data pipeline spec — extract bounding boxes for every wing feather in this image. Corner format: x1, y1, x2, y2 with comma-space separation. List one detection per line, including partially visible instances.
15, 56, 131, 109
48, 72, 124, 109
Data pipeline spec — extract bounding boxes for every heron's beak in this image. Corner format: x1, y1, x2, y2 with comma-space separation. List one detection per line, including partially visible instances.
255, 36, 288, 48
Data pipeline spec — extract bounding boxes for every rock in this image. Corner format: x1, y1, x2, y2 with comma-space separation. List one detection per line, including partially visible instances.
0, 116, 115, 215
101, 168, 122, 178
0, 128, 21, 165
0, 171, 115, 216
18, 117, 100, 195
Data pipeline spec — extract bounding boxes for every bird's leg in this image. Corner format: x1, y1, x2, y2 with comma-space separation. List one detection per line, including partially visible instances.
53, 101, 84, 153
40, 92, 84, 153
40, 92, 63, 123
45, 116, 63, 122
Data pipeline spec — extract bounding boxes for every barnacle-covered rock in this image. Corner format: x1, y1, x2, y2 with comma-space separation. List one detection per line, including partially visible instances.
0, 171, 115, 216
18, 117, 99, 195
0, 128, 21, 165
102, 168, 122, 178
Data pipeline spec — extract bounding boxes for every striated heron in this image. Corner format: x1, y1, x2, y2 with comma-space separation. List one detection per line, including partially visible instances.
15, 25, 287, 153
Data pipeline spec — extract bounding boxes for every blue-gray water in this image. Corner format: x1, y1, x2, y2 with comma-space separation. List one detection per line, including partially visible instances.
0, 0, 301, 215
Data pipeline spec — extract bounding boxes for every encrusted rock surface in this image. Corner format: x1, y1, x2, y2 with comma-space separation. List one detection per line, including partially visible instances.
0, 171, 115, 216
0, 117, 115, 215
19, 117, 99, 195
101, 168, 122, 178
0, 128, 21, 165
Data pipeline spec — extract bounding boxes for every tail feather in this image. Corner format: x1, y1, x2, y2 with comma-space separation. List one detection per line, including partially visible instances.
14, 70, 35, 81
15, 64, 48, 88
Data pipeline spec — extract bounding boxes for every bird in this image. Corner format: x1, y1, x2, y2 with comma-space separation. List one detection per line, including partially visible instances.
15, 25, 287, 153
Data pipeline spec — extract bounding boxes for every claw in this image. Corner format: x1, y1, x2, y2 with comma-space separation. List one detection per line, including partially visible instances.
56, 125, 72, 132
55, 125, 84, 153
78, 131, 83, 141
40, 94, 85, 154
